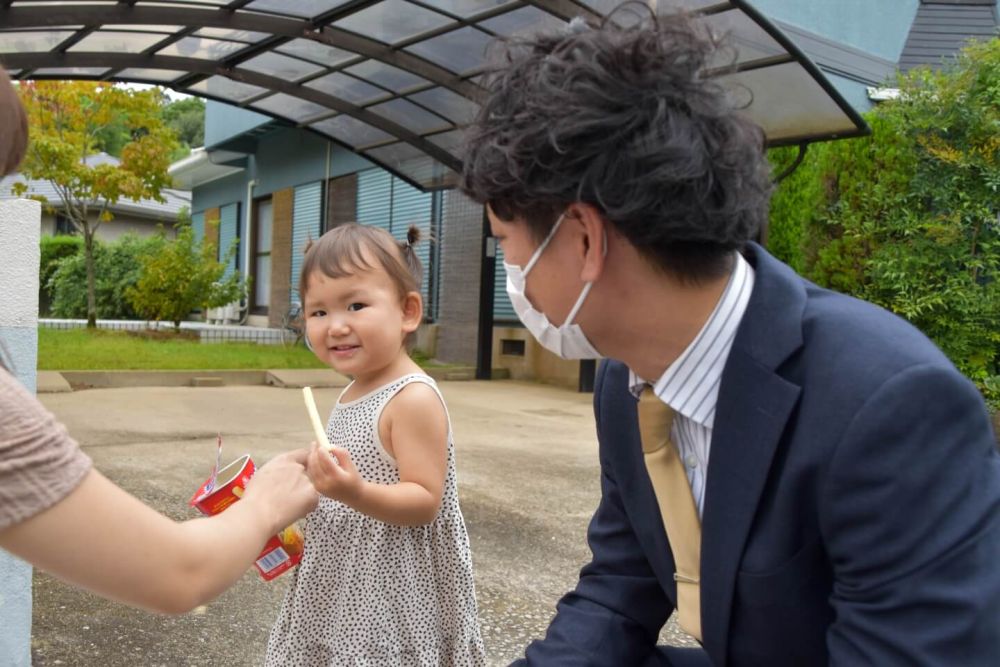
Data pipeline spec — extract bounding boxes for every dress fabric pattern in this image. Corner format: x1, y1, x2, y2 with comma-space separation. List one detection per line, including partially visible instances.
265, 374, 486, 666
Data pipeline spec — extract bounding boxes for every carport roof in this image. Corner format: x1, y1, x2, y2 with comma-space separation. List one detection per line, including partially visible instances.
1, 0, 869, 191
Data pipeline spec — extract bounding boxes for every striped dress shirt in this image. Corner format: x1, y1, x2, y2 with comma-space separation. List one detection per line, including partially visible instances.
629, 252, 755, 519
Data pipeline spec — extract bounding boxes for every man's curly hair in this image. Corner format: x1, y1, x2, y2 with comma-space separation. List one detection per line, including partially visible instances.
460, 5, 773, 281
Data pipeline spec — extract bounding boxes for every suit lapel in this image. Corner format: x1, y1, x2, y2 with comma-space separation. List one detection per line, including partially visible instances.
696, 244, 807, 663
699, 351, 800, 662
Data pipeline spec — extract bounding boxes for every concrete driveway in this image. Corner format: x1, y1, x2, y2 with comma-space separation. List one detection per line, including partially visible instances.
34, 380, 694, 666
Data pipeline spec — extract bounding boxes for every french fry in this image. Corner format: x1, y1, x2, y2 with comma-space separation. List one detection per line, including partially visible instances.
302, 386, 332, 450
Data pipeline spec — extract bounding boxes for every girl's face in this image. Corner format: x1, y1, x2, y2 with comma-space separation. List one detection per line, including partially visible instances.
302, 258, 420, 381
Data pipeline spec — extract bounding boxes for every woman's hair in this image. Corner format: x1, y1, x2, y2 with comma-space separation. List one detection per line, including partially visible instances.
299, 223, 424, 304
460, 4, 773, 282
0, 67, 28, 177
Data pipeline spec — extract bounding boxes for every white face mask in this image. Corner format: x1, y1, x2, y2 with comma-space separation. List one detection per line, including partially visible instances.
503, 213, 603, 360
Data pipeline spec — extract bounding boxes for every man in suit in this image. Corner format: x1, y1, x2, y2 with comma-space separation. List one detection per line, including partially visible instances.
459, 9, 1000, 666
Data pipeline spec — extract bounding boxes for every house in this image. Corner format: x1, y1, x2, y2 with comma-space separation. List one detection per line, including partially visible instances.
899, 0, 998, 72
0, 152, 190, 241
170, 0, 996, 388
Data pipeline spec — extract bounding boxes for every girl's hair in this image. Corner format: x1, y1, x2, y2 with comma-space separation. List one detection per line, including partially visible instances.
299, 223, 424, 303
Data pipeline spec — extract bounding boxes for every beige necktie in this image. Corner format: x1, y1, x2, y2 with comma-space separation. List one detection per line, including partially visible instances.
637, 388, 703, 641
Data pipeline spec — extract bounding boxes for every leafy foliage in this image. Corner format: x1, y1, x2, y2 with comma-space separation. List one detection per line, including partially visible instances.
161, 96, 205, 159
127, 223, 246, 332
49, 233, 164, 321
767, 37, 1000, 407
38, 234, 83, 315
14, 81, 180, 327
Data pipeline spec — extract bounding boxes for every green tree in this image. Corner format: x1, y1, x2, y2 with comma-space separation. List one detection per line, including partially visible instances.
38, 234, 83, 315
13, 81, 180, 328
127, 223, 245, 332
768, 37, 1000, 407
49, 233, 165, 320
162, 96, 205, 159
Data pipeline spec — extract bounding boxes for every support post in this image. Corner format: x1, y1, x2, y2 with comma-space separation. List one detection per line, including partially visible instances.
0, 198, 42, 667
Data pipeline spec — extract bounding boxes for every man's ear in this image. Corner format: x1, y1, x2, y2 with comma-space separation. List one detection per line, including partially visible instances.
401, 291, 423, 333
567, 202, 608, 283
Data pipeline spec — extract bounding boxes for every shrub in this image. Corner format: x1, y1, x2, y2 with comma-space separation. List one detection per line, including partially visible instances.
39, 235, 83, 315
127, 223, 245, 332
767, 37, 1000, 407
49, 233, 165, 320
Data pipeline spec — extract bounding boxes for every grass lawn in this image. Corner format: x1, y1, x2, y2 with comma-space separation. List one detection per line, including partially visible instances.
38, 327, 330, 371
37, 328, 447, 371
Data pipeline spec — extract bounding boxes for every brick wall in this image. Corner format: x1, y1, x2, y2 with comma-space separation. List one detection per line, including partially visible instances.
327, 173, 358, 229
435, 190, 483, 365
270, 188, 294, 328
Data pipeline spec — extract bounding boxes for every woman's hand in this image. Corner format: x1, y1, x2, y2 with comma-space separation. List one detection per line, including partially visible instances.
306, 444, 364, 505
242, 449, 319, 534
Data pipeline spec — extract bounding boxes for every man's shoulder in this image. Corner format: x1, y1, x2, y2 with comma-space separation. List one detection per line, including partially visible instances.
749, 245, 955, 381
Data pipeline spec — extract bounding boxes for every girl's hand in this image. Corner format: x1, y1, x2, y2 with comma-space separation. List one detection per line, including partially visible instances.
306, 443, 363, 504
243, 449, 319, 533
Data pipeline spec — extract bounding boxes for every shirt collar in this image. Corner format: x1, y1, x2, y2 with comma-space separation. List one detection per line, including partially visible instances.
629, 252, 755, 429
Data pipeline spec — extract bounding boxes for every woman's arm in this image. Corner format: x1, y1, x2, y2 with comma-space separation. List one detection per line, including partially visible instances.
307, 382, 448, 526
0, 449, 317, 614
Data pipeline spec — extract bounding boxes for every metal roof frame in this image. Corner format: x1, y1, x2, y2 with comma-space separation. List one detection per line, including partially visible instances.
1, 0, 871, 191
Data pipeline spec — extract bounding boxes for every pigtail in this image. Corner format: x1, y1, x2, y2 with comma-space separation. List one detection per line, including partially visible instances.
404, 225, 421, 250
401, 225, 424, 288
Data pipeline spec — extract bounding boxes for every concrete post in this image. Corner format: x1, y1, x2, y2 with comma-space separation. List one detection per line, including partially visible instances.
0, 198, 42, 667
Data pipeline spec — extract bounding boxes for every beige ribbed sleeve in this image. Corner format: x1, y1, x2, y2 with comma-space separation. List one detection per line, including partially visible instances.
0, 369, 92, 532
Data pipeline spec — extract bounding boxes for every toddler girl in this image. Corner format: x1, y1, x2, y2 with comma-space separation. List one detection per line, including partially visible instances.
265, 223, 486, 666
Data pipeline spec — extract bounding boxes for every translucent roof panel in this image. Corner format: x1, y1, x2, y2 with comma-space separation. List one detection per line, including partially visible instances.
275, 39, 356, 68
117, 68, 186, 83
33, 66, 109, 77
334, 0, 452, 45
188, 75, 268, 103
404, 26, 493, 74
306, 72, 389, 106
0, 31, 76, 53
479, 6, 566, 38
408, 87, 479, 125
1, 0, 868, 191
310, 115, 394, 148
364, 141, 457, 189
344, 60, 428, 92
251, 93, 329, 123
423, 0, 515, 19
240, 51, 325, 82
368, 98, 451, 134
157, 37, 247, 60
194, 28, 269, 43
718, 62, 862, 144
246, 0, 352, 19
68, 31, 169, 54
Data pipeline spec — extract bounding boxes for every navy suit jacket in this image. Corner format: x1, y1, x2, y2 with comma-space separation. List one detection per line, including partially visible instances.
515, 244, 1000, 666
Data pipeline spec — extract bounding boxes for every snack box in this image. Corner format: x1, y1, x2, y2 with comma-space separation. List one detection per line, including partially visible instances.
190, 454, 305, 581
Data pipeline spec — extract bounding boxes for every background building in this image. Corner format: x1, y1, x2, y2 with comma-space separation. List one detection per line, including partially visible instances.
170, 0, 997, 388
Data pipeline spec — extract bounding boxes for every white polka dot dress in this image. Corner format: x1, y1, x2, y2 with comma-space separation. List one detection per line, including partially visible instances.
265, 373, 486, 666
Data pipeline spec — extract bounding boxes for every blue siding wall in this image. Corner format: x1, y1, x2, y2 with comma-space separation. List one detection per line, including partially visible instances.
205, 101, 270, 149
218, 202, 240, 278
355, 168, 437, 316
191, 170, 246, 214
292, 182, 323, 303
191, 210, 205, 242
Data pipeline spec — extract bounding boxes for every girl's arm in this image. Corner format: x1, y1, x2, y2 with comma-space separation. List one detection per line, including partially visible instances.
307, 382, 448, 526
0, 450, 317, 615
